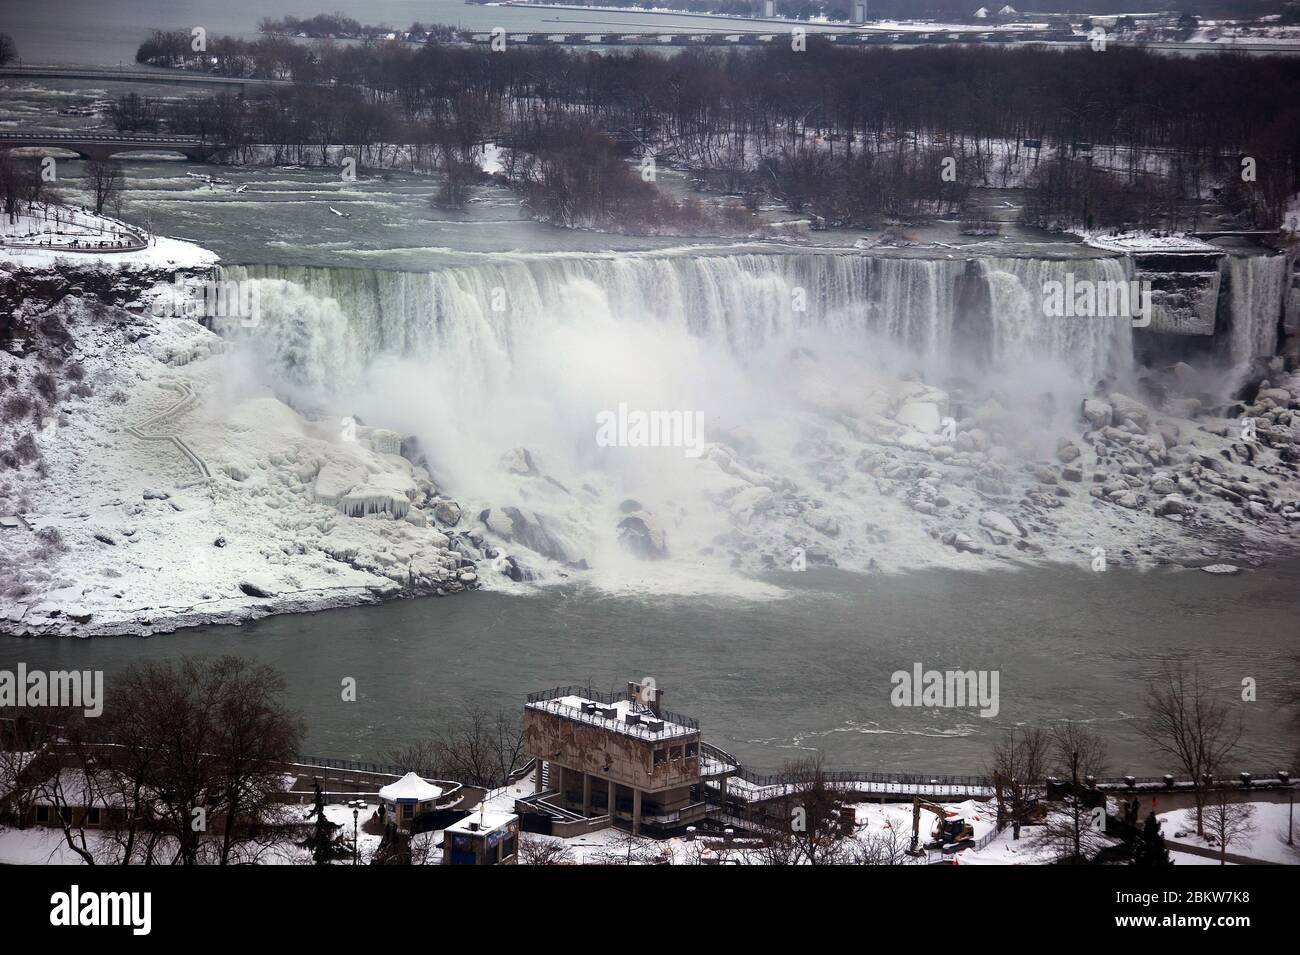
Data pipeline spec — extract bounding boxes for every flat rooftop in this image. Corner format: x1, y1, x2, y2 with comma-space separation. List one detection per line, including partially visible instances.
446, 810, 516, 834
527, 687, 699, 741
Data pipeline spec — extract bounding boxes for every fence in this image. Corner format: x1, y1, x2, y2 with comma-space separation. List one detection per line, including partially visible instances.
725, 765, 1292, 798
526, 685, 700, 736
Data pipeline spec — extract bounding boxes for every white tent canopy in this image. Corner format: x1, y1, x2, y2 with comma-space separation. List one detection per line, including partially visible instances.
378, 772, 444, 803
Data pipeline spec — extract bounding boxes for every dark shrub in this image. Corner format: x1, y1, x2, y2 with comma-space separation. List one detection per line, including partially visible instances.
14, 433, 39, 463
32, 370, 57, 403
2, 393, 32, 419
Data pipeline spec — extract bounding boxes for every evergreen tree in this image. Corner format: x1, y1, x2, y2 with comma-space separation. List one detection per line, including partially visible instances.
301, 779, 348, 864
1133, 811, 1174, 866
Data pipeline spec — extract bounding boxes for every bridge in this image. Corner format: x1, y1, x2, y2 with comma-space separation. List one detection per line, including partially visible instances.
0, 131, 228, 162
460, 28, 1086, 47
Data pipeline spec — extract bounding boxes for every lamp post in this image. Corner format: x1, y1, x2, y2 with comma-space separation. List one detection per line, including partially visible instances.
349, 800, 366, 865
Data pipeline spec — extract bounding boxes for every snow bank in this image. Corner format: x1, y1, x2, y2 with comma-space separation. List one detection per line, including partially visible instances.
0, 292, 468, 637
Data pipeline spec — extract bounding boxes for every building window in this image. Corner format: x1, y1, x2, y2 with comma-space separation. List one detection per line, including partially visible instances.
653, 748, 666, 766
685, 741, 699, 757
670, 746, 683, 761
88, 808, 102, 826
36, 806, 49, 823
59, 807, 73, 824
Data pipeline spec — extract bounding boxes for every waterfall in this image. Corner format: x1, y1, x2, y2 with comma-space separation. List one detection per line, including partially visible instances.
208, 250, 1177, 586
224, 251, 1139, 390
1225, 254, 1288, 365
979, 256, 1135, 388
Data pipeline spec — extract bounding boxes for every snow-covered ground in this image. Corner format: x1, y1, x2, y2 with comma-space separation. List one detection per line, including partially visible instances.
5, 777, 1293, 864
0, 281, 470, 636
1082, 231, 1222, 255
1, 201, 216, 271
1160, 802, 1298, 865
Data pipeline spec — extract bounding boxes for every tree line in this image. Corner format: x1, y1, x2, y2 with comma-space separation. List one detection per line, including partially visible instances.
0, 656, 528, 865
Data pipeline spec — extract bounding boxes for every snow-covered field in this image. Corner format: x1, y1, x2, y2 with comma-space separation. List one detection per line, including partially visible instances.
1159, 802, 1298, 865
1, 202, 219, 271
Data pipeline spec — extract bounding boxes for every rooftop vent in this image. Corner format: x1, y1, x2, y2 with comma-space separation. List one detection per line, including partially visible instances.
598, 705, 618, 719
581, 702, 597, 714
643, 718, 665, 733
624, 712, 641, 726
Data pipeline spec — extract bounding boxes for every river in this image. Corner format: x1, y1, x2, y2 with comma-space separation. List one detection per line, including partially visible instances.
5, 561, 1297, 775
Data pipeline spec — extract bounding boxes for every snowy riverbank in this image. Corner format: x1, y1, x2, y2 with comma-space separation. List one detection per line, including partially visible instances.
0, 247, 473, 636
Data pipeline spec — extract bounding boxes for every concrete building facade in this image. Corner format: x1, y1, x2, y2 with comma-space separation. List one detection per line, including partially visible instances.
519, 682, 709, 837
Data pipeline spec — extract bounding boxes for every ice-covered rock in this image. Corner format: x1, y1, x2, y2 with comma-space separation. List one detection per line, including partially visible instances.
1082, 399, 1113, 429
337, 472, 416, 519
895, 401, 942, 433
979, 510, 1024, 537
239, 576, 279, 598
480, 506, 572, 562
1156, 494, 1191, 516
1108, 393, 1150, 431
314, 461, 368, 507
1201, 564, 1241, 575
617, 512, 667, 560
433, 499, 463, 526
366, 428, 403, 455
501, 447, 539, 476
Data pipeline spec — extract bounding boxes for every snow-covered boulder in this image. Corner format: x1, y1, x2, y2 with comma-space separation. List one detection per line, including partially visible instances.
1108, 393, 1150, 431
314, 461, 368, 507
895, 401, 942, 434
979, 510, 1024, 537
337, 472, 416, 519
1081, 398, 1113, 429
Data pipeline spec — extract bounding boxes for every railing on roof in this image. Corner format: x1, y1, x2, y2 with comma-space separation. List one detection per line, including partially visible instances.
526, 685, 700, 735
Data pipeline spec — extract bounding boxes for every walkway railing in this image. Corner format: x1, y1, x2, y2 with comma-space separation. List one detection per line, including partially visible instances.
527, 685, 700, 734
716, 765, 1294, 802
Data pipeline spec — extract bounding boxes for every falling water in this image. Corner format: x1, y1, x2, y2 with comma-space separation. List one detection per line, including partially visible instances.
208, 250, 1265, 586
1225, 253, 1288, 365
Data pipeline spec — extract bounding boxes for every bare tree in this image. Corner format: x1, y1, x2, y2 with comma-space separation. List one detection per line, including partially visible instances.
84, 160, 125, 216
0, 711, 62, 829
1205, 793, 1256, 865
754, 754, 857, 865
206, 658, 306, 865
84, 656, 304, 865
853, 821, 916, 865
588, 825, 664, 865
1032, 719, 1110, 864
1142, 663, 1241, 837
986, 725, 1049, 839
0, 152, 41, 223
390, 705, 525, 790
519, 835, 572, 865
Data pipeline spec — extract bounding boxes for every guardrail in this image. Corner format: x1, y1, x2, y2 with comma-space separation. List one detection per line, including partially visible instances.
527, 685, 700, 733
718, 765, 1294, 800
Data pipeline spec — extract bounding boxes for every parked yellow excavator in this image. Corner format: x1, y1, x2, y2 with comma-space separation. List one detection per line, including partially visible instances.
908, 798, 975, 855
